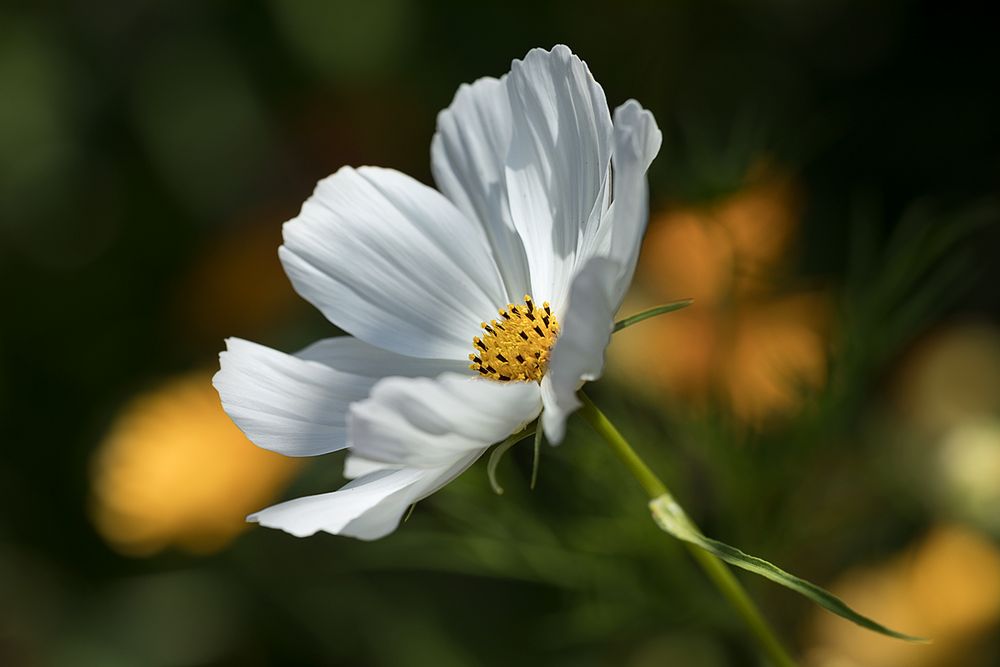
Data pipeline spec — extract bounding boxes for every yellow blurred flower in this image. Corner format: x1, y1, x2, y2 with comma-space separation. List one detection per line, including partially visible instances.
891, 322, 1000, 534
937, 419, 1000, 534
894, 322, 1000, 436
723, 294, 829, 423
171, 216, 306, 345
90, 372, 300, 556
610, 165, 829, 424
804, 524, 1000, 667
637, 164, 801, 301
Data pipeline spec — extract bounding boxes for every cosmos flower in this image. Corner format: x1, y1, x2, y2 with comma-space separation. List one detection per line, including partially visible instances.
214, 45, 661, 539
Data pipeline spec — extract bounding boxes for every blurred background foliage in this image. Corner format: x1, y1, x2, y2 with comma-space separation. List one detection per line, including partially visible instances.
1, 1, 999, 665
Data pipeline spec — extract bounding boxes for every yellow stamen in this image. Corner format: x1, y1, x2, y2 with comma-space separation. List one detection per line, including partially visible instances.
469, 295, 559, 383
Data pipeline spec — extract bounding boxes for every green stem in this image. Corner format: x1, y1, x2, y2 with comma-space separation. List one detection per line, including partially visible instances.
578, 393, 797, 667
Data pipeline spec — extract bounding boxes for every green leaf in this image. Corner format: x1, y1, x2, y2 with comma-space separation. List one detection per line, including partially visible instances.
649, 495, 928, 643
486, 426, 535, 495
613, 299, 694, 333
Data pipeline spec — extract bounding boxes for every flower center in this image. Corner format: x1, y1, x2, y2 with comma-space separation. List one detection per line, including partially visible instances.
469, 295, 559, 383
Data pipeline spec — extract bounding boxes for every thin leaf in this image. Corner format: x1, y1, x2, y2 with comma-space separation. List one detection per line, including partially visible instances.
530, 427, 544, 490
613, 299, 694, 333
649, 495, 928, 643
402, 503, 416, 522
486, 426, 535, 495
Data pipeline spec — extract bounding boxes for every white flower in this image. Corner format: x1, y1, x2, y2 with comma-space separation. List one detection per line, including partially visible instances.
213, 45, 661, 540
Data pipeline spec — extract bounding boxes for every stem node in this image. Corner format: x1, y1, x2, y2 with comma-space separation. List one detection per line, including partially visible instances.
578, 392, 797, 667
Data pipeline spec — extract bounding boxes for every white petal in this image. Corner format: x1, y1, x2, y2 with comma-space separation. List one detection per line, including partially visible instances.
583, 100, 662, 302
249, 453, 478, 540
342, 454, 395, 479
538, 101, 662, 443
280, 166, 507, 360
505, 45, 614, 307
541, 257, 620, 443
214, 337, 466, 457
349, 372, 542, 467
431, 45, 614, 310
431, 77, 532, 302
608, 100, 661, 264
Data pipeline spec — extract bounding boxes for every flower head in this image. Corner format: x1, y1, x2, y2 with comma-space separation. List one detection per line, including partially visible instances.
214, 45, 661, 539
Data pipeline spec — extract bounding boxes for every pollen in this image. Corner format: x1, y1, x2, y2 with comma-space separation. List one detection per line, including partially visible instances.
469, 295, 559, 383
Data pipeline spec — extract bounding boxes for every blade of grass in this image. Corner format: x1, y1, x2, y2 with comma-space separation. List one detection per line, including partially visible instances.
613, 299, 693, 333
